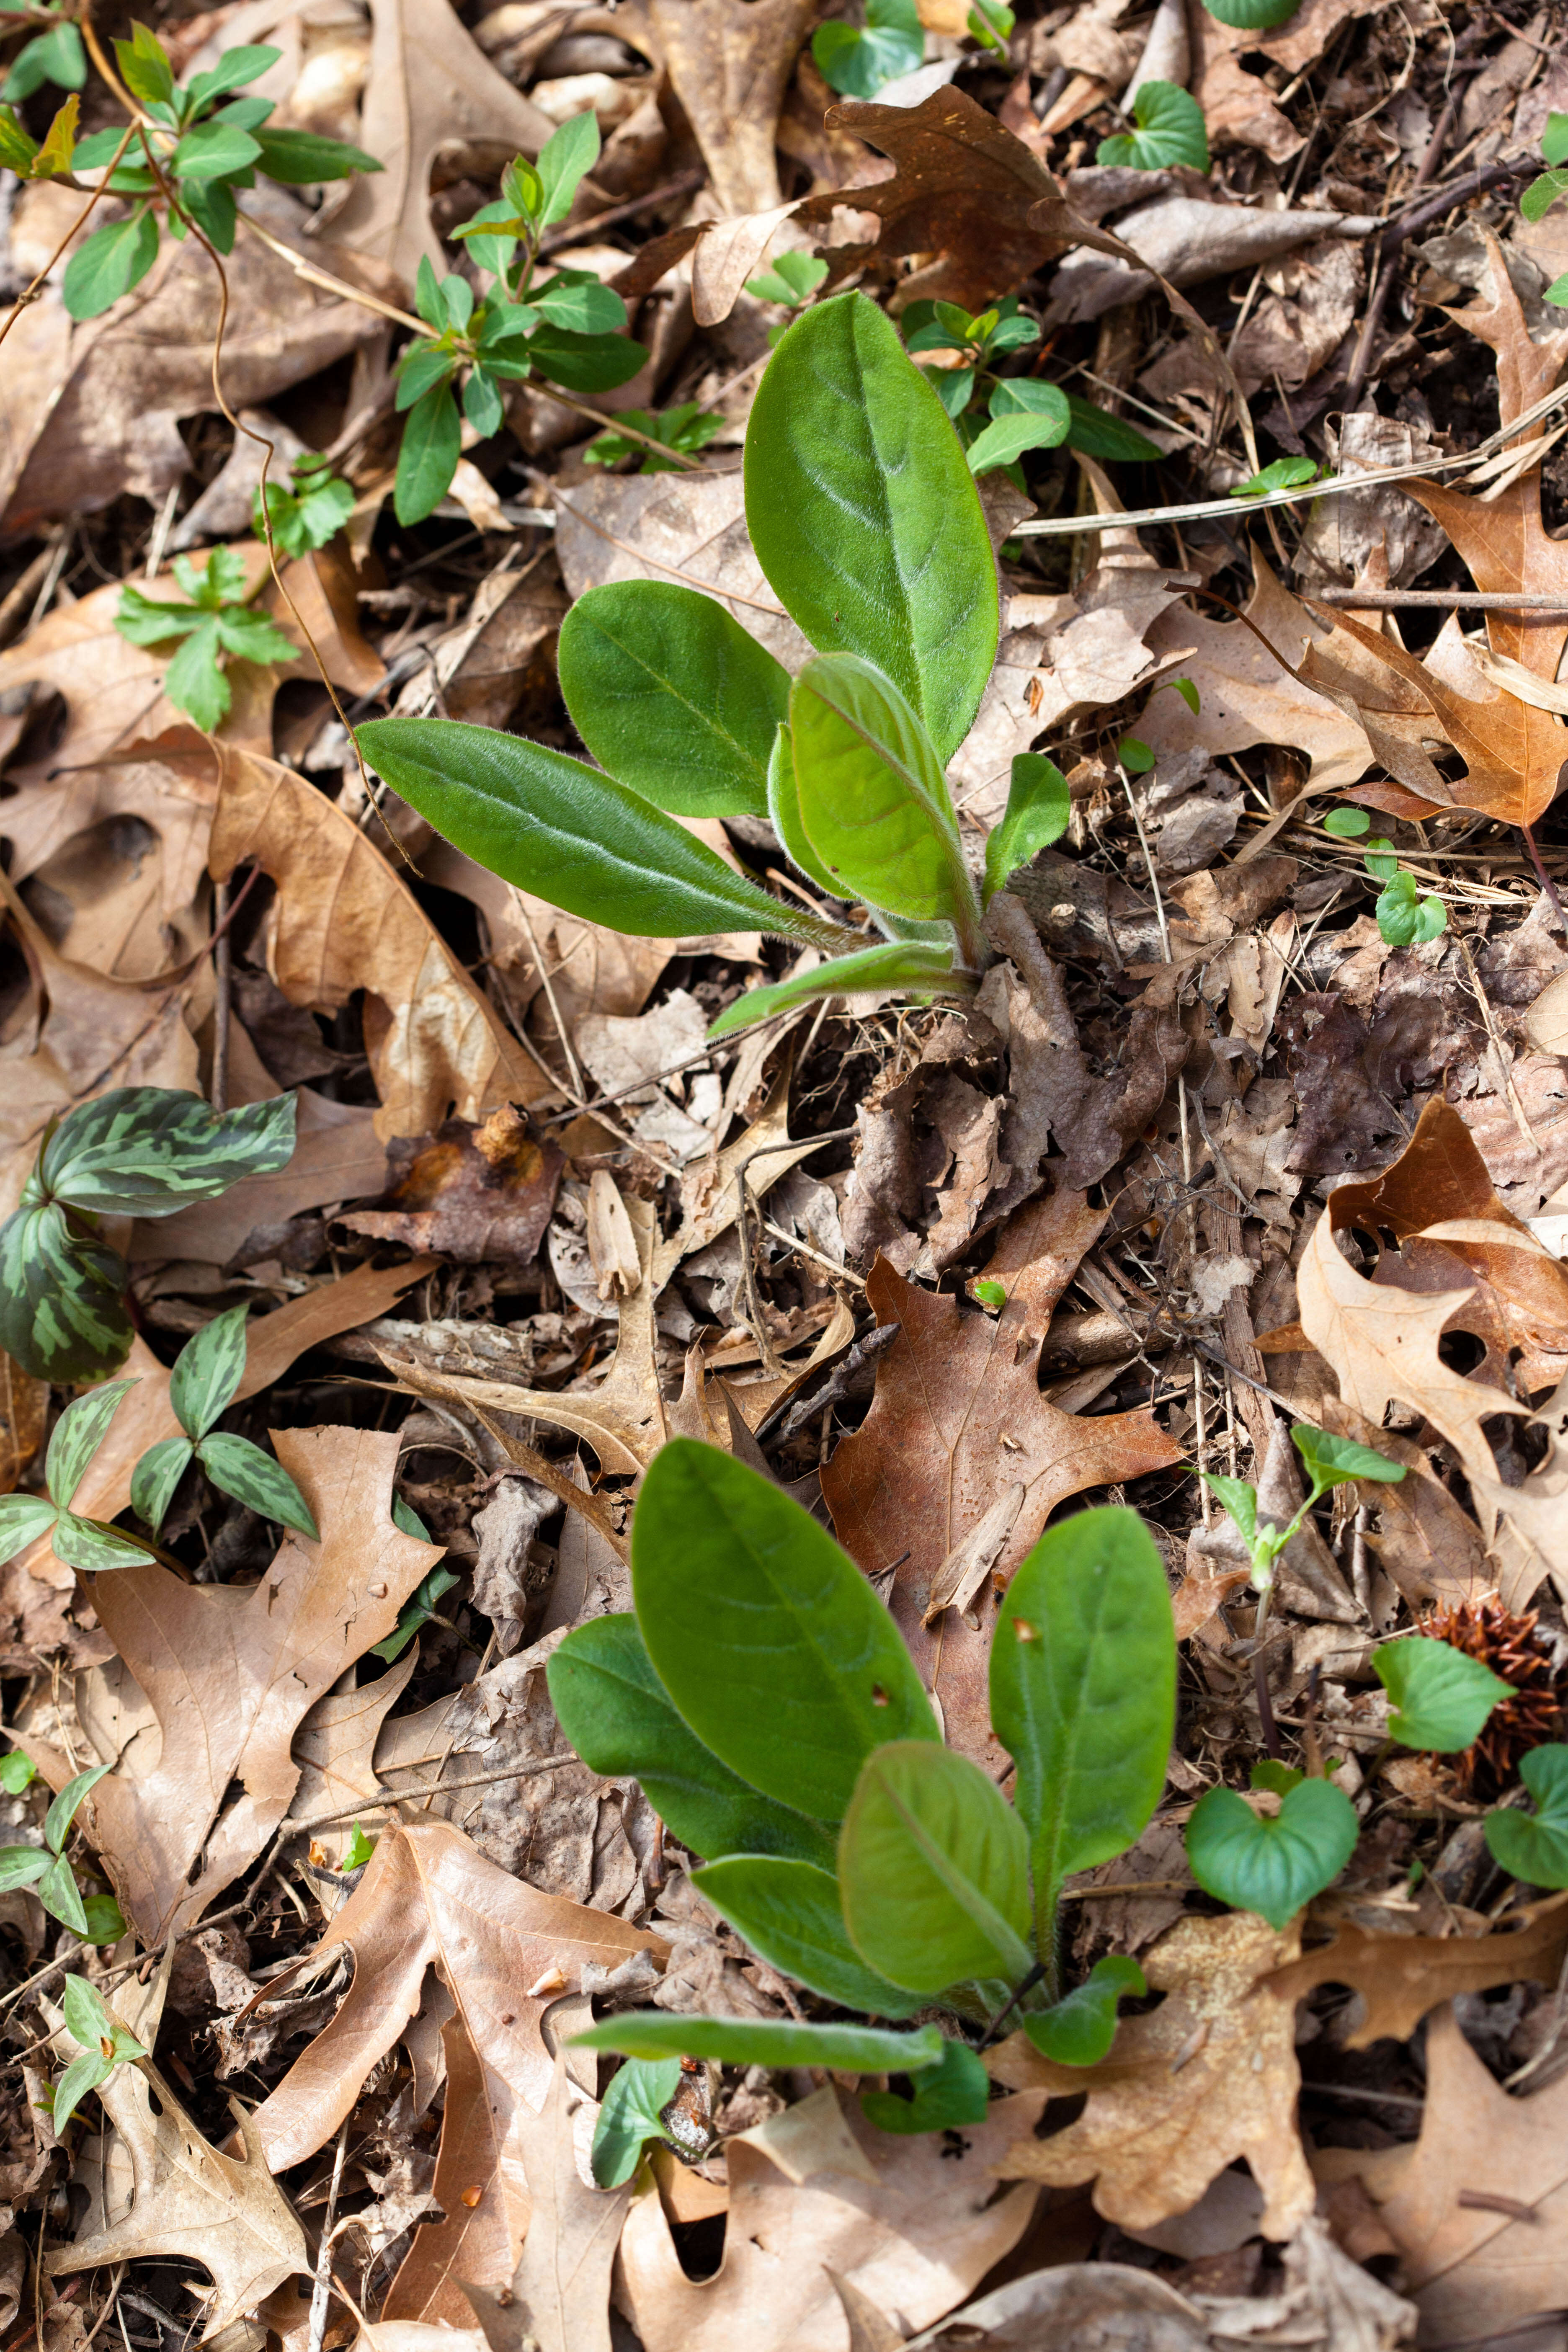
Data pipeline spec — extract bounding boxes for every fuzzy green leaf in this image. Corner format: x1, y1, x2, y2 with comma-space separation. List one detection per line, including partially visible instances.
860, 2037, 990, 2134
765, 722, 841, 895
745, 292, 998, 764
571, 2012, 945, 2073
1185, 1777, 1358, 1930
839, 1741, 1032, 1995
692, 1855, 923, 2015
709, 939, 958, 1040
1376, 1636, 1511, 1752
1023, 1954, 1146, 2067
983, 753, 1069, 902
790, 652, 972, 922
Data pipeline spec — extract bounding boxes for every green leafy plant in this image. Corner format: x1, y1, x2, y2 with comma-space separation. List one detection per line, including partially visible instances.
0, 1, 83, 101
396, 119, 646, 524
965, 0, 1015, 54
1097, 80, 1209, 173
64, 23, 378, 321
0, 88, 77, 179
1118, 735, 1155, 774
812, 0, 924, 98
1485, 1746, 1568, 1888
0, 1760, 118, 1937
0, 1749, 36, 1796
254, 452, 355, 558
115, 547, 296, 730
575, 2011, 946, 2071
1185, 1763, 1358, 1932
1203, 1422, 1405, 1607
0, 1085, 297, 1382
52, 1974, 148, 2129
745, 248, 830, 346
1231, 456, 1320, 498
340, 1822, 377, 1871
0, 1385, 156, 1574
900, 297, 1162, 475
1521, 111, 1568, 249
584, 402, 724, 472
370, 1560, 460, 1662
1361, 835, 1446, 946
128, 1303, 317, 1540
1375, 1636, 1511, 1752
549, 1441, 1183, 2106
359, 293, 1148, 1040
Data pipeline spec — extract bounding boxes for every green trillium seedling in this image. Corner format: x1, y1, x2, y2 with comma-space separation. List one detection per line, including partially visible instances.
0, 1759, 125, 1943
0, 1384, 157, 1574
0, 1086, 296, 1383
359, 291, 1122, 1042
129, 1303, 318, 1542
51, 1974, 148, 2130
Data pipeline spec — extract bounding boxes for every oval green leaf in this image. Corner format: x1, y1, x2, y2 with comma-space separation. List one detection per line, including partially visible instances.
745, 292, 998, 764
571, 2011, 944, 2073
860, 2037, 990, 2134
1098, 80, 1210, 173
983, 752, 1069, 903
632, 1439, 939, 1824
1022, 1953, 1145, 2067
790, 652, 974, 925
708, 938, 959, 1041
766, 721, 840, 895
965, 405, 1069, 476
169, 1301, 250, 1440
1184, 1778, 1359, 1931
547, 1614, 836, 1867
990, 1506, 1175, 1930
395, 382, 462, 526
692, 1855, 923, 2016
46, 1380, 137, 1511
838, 1740, 1032, 1996
557, 580, 788, 819
1200, 0, 1298, 26
356, 717, 853, 952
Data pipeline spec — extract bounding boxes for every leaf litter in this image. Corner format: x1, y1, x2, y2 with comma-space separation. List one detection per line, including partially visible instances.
12, 1, 1568, 2349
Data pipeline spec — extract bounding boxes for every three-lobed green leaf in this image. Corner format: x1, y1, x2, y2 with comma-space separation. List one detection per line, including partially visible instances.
838, 1740, 1032, 1996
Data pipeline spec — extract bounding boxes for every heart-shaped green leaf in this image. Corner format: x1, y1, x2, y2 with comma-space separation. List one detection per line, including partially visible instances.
812, 0, 924, 97
991, 1506, 1175, 1933
557, 580, 788, 819
839, 1740, 1032, 1996
1097, 80, 1210, 173
572, 2012, 945, 2073
860, 2036, 990, 2134
790, 652, 975, 928
632, 1440, 938, 1823
1376, 1635, 1510, 1751
1023, 1953, 1146, 2066
692, 1855, 923, 2015
745, 292, 998, 764
983, 753, 1069, 903
1486, 1745, 1568, 1888
357, 717, 854, 953
547, 1613, 835, 1867
709, 938, 959, 1040
1184, 1777, 1359, 1930
591, 2057, 682, 2187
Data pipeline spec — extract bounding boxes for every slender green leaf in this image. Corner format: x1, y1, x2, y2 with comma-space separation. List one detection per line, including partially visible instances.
1185, 1778, 1358, 1930
1485, 1746, 1568, 1888
0, 1846, 48, 1892
31, 1086, 296, 1218
1376, 1636, 1510, 1751
571, 2012, 945, 2073
49, 1512, 157, 1573
557, 580, 788, 818
633, 1441, 939, 1823
130, 1436, 195, 1535
860, 2037, 990, 2134
983, 753, 1069, 902
790, 652, 973, 924
52, 2048, 113, 2131
709, 939, 958, 1040
1199, 0, 1298, 22
766, 722, 840, 895
547, 1614, 836, 1867
356, 717, 854, 952
251, 125, 380, 181
990, 1506, 1175, 1934
395, 382, 462, 525
369, 1563, 457, 1663
536, 108, 599, 224
37, 1850, 89, 1935
592, 2057, 682, 2187
839, 1741, 1032, 1995
197, 1432, 318, 1537
1231, 456, 1319, 497
691, 1856, 923, 2016
1063, 397, 1162, 464
0, 1494, 59, 1565
169, 1302, 249, 1439
0, 1204, 132, 1382
46, 1381, 138, 1511
1023, 1954, 1145, 2066
745, 293, 998, 764
61, 209, 158, 321
1097, 80, 1210, 172
114, 20, 173, 107
45, 1764, 112, 1858
185, 44, 283, 104
1202, 1473, 1258, 1548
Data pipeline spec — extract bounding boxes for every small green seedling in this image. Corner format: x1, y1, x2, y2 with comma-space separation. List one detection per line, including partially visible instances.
1485, 1746, 1568, 1888
900, 296, 1161, 476
399, 119, 647, 523
0, 90, 78, 179
1097, 81, 1209, 174
1203, 1421, 1405, 1607
370, 1558, 460, 1661
812, 0, 924, 99
64, 23, 377, 320
129, 1303, 318, 1542
0, 1086, 296, 1382
1360, 836, 1446, 946
1118, 735, 1156, 774
1521, 112, 1568, 255
255, 453, 356, 559
341, 1823, 377, 1871
745, 248, 830, 346
585, 403, 725, 473
0, 1761, 116, 1937
970, 1277, 1008, 1310
965, 0, 1015, 55
1323, 805, 1370, 838
52, 1974, 148, 2130
1230, 456, 1320, 499
0, 1749, 36, 1796
1375, 1636, 1510, 1752
591, 2054, 683, 2185
0, 1385, 156, 1574
115, 547, 296, 731
0, 2, 83, 102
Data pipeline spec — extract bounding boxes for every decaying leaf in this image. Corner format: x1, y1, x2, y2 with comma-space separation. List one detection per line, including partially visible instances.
468, 2055, 629, 2352
989, 1911, 1316, 2241
1265, 1893, 1568, 2044
253, 1821, 665, 2318
648, 0, 813, 214
341, 1106, 564, 1262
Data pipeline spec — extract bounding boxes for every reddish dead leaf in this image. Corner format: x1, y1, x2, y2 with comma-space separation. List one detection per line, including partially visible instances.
1264, 1893, 1568, 2045
252, 1820, 665, 2322
822, 1254, 1183, 1763
341, 1105, 564, 1262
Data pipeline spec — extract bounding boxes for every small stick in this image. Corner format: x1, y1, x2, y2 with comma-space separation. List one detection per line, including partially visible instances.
1311, 590, 1568, 611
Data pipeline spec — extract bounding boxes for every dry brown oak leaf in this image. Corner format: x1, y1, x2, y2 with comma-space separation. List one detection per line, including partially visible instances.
170, 737, 552, 1138
85, 1425, 444, 1945
1315, 2001, 1568, 2349
647, 0, 814, 214
988, 1911, 1315, 2241
42, 2005, 307, 2334
253, 1820, 665, 2323
616, 2084, 1050, 2352
823, 1254, 1182, 1767
464, 2054, 631, 2352
1265, 1893, 1568, 2043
